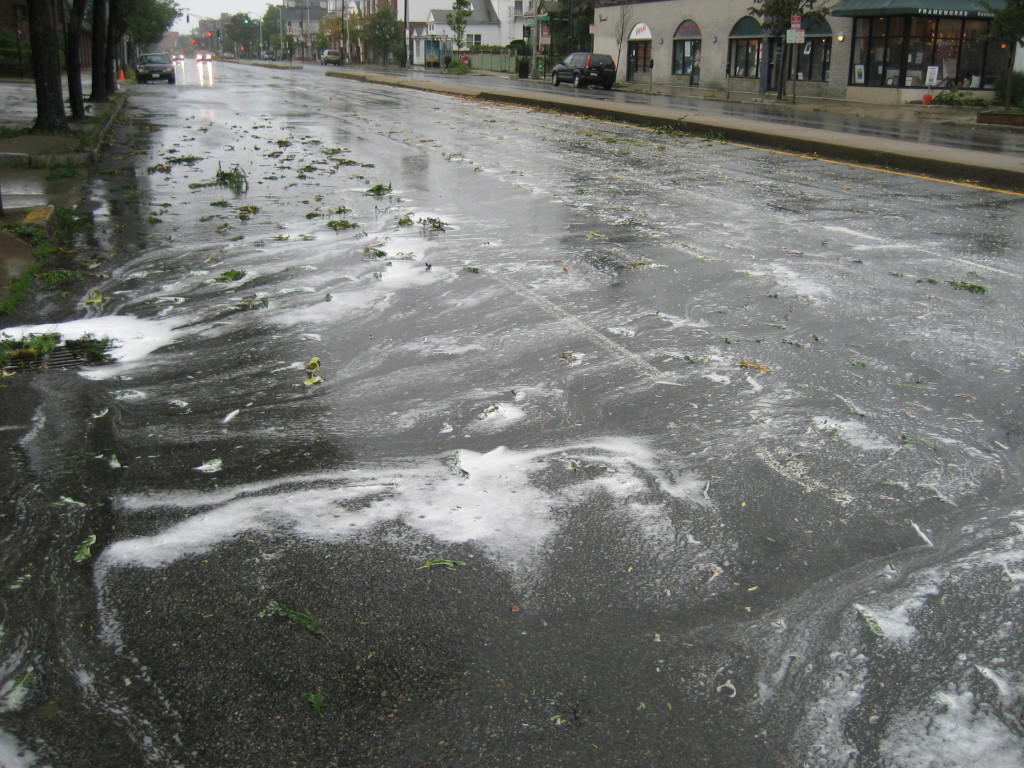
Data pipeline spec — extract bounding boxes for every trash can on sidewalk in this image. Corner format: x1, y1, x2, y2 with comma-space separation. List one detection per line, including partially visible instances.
518, 58, 529, 78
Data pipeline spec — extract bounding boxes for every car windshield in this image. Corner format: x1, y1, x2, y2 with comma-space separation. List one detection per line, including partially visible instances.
140, 54, 170, 64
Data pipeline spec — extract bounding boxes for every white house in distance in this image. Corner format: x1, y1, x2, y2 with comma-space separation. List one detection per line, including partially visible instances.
405, 0, 533, 66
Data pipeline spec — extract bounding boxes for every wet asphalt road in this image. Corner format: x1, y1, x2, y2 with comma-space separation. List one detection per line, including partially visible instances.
343, 63, 1024, 158
1, 61, 1023, 767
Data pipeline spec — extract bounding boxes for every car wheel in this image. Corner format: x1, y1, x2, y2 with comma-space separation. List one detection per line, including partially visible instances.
551, 71, 560, 86
168, 75, 176, 84
573, 73, 584, 88
602, 81, 612, 90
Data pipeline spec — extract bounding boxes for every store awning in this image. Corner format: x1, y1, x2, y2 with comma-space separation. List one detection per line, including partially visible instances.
832, 0, 1004, 17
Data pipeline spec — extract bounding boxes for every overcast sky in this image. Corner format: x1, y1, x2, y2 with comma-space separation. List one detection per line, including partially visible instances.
172, 2, 278, 34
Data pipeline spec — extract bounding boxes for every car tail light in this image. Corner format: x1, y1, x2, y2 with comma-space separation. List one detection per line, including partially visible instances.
585, 54, 591, 68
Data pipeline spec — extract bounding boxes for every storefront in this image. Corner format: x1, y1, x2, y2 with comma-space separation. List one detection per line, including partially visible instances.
833, 0, 1011, 99
672, 20, 702, 86
627, 22, 653, 81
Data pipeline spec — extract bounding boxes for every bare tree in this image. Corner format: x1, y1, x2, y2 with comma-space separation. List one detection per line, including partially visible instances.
612, 2, 632, 69
27, 0, 70, 133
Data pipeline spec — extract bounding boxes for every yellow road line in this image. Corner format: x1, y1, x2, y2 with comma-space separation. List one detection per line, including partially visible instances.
719, 140, 1024, 197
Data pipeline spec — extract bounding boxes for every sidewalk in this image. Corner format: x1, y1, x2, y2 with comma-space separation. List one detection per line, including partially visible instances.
0, 80, 125, 306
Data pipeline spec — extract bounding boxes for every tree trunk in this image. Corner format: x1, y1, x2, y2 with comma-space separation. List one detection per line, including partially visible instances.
90, 0, 109, 102
66, 0, 88, 119
27, 0, 70, 133
1006, 48, 1016, 109
106, 0, 122, 96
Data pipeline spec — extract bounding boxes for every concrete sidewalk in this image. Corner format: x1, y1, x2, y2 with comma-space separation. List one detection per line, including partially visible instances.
0, 80, 125, 168
327, 68, 1024, 193
0, 81, 126, 306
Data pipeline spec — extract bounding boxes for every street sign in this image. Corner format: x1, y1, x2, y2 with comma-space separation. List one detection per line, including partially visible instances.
791, 15, 801, 29
786, 29, 805, 44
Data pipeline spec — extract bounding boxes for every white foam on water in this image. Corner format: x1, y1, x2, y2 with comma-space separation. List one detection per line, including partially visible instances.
880, 690, 1024, 768
102, 437, 708, 575
0, 730, 43, 768
747, 262, 832, 301
472, 403, 526, 432
812, 416, 894, 452
1, 316, 184, 380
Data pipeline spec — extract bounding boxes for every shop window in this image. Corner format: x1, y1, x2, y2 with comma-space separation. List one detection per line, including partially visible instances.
672, 19, 701, 84
730, 39, 762, 78
848, 14, 1003, 89
960, 20, 986, 89
729, 16, 763, 79
793, 37, 832, 81
904, 17, 936, 86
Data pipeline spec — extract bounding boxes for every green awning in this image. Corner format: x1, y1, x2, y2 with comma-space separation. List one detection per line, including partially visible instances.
832, 0, 1003, 17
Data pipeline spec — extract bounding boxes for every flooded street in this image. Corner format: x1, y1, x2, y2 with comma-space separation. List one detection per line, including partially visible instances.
2, 62, 1023, 767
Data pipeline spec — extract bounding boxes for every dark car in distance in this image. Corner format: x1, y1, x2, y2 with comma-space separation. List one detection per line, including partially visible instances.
550, 52, 616, 89
135, 52, 175, 84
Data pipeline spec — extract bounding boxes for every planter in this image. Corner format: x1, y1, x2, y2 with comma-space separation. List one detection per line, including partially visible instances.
977, 110, 1024, 126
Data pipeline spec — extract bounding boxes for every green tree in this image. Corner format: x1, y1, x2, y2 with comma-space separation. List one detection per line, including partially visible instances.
984, 0, 1024, 107
446, 0, 471, 51
122, 0, 180, 46
263, 6, 289, 57
748, 0, 830, 99
224, 12, 260, 54
102, 0, 177, 95
322, 14, 345, 50
364, 5, 403, 64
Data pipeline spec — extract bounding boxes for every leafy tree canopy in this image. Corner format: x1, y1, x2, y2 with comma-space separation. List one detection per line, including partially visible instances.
224, 12, 261, 50
123, 0, 180, 45
984, 0, 1024, 45
364, 5, 404, 63
447, 0, 472, 50
748, 0, 830, 36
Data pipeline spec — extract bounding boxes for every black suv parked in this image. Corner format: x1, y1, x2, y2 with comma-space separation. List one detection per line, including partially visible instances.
550, 52, 616, 90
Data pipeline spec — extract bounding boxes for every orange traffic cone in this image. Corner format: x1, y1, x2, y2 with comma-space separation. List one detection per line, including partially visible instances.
118, 69, 126, 80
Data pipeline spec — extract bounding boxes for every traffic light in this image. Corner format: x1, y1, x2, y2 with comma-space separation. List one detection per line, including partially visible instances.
216, 29, 221, 40
206, 31, 212, 37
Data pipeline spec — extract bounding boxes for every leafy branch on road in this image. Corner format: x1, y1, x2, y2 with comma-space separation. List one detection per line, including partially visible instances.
188, 164, 248, 193
258, 600, 326, 637
417, 558, 466, 570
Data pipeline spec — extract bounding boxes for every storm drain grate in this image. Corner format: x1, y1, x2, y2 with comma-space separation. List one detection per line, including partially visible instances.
2, 346, 113, 374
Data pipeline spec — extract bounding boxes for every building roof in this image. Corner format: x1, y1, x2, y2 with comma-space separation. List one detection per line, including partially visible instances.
427, 0, 500, 25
